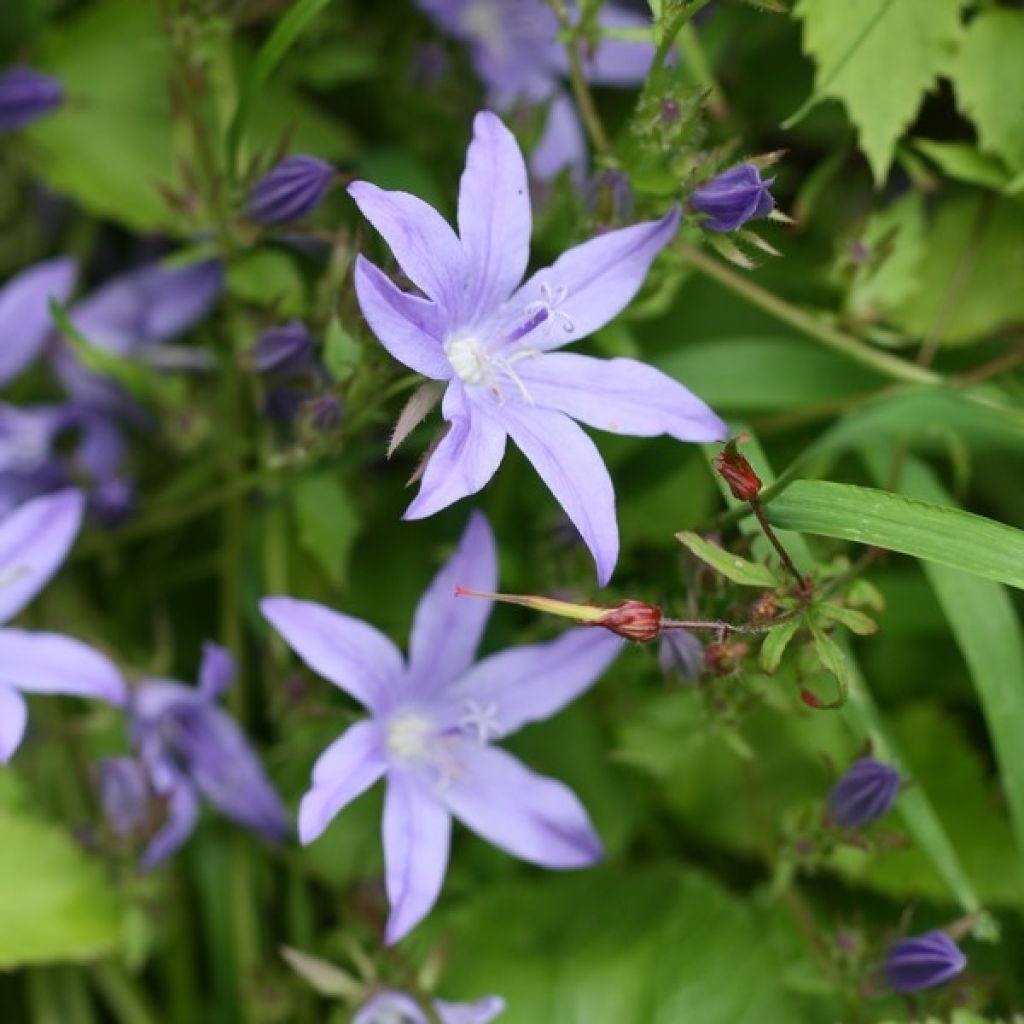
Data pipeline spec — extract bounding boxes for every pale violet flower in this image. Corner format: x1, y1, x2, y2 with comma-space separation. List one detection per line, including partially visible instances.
349, 111, 726, 584
355, 989, 505, 1024
262, 512, 622, 943
0, 489, 125, 761
128, 642, 290, 868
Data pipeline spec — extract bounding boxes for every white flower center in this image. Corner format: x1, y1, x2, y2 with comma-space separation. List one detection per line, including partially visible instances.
386, 712, 435, 761
446, 335, 489, 386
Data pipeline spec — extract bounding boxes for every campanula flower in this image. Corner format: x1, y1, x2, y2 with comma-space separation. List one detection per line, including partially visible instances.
249, 155, 335, 225
128, 643, 290, 868
96, 756, 151, 837
690, 164, 775, 233
0, 67, 64, 132
0, 258, 76, 387
0, 489, 125, 761
414, 0, 653, 180
827, 757, 902, 828
355, 989, 505, 1024
262, 512, 622, 942
883, 931, 967, 992
349, 111, 726, 584
247, 321, 315, 376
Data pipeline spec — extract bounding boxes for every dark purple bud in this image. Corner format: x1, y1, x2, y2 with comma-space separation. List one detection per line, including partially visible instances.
96, 757, 151, 837
307, 393, 343, 433
883, 931, 967, 993
658, 629, 703, 684
247, 321, 314, 375
0, 68, 64, 132
248, 155, 335, 225
263, 387, 304, 425
828, 757, 902, 828
690, 163, 775, 233
91, 476, 136, 527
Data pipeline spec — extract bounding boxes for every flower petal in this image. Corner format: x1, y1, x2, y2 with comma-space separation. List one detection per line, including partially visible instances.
531, 92, 587, 184
348, 181, 468, 313
299, 720, 388, 844
499, 403, 618, 585
0, 629, 125, 704
142, 777, 200, 869
458, 111, 531, 317
514, 207, 680, 350
407, 511, 497, 692
584, 3, 655, 85
198, 641, 235, 701
443, 743, 602, 868
0, 488, 83, 625
443, 628, 622, 738
261, 597, 405, 713
0, 258, 76, 387
404, 387, 507, 521
436, 996, 508, 1024
353, 255, 452, 379
383, 769, 452, 943
518, 353, 727, 441
0, 684, 28, 762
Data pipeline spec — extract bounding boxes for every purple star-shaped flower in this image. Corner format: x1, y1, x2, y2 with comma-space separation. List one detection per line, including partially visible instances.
128, 642, 290, 868
262, 512, 622, 943
350, 111, 726, 584
355, 989, 504, 1024
0, 489, 126, 761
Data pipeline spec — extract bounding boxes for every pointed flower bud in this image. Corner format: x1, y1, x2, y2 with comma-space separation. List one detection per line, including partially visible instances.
883, 931, 967, 993
827, 757, 902, 828
714, 439, 762, 501
0, 67, 64, 132
690, 163, 775, 233
247, 321, 314, 375
454, 587, 662, 641
248, 155, 335, 225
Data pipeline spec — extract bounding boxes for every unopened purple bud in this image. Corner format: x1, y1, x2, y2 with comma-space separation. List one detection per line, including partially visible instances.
658, 630, 703, 684
883, 931, 966, 993
248, 155, 335, 225
96, 757, 150, 837
91, 477, 136, 526
0, 68, 64, 132
248, 322, 313, 375
690, 164, 775, 233
307, 393, 343, 433
263, 387, 304, 425
827, 757, 901, 828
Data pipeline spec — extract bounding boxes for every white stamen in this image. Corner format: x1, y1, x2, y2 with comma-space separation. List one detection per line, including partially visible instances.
525, 280, 575, 334
386, 712, 435, 761
445, 334, 540, 405
458, 699, 502, 742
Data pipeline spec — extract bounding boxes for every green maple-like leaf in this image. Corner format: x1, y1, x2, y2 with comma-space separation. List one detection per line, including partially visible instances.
793, 0, 965, 183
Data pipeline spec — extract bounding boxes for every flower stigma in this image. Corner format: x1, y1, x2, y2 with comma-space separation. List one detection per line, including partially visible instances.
386, 710, 436, 761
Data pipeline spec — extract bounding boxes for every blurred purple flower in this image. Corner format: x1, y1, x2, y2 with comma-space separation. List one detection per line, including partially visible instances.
249, 155, 335, 225
0, 258, 77, 387
413, 0, 652, 181
262, 512, 622, 943
96, 756, 151, 837
883, 931, 967, 993
349, 111, 725, 583
0, 67, 64, 132
306, 393, 343, 433
827, 757, 902, 828
658, 629, 703, 684
247, 321, 314, 376
0, 489, 126, 761
690, 164, 775, 233
129, 642, 290, 868
355, 989, 505, 1024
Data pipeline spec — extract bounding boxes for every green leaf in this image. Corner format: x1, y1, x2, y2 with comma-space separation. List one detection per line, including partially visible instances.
675, 531, 777, 587
280, 946, 361, 999
289, 473, 361, 589
226, 250, 307, 318
791, 0, 965, 182
762, 480, 1024, 590
951, 8, 1024, 172
759, 618, 800, 673
912, 139, 1012, 191
818, 604, 877, 636
0, 808, 121, 967
865, 452, 1024, 896
227, 0, 332, 173
428, 867, 819, 1024
322, 317, 361, 384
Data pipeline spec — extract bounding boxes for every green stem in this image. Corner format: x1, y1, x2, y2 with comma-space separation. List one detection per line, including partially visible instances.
677, 242, 943, 386
90, 964, 161, 1024
651, 0, 712, 81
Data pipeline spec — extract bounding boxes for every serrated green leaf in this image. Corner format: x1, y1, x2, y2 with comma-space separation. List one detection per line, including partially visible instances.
792, 0, 965, 182
763, 480, 1024, 590
759, 618, 800, 673
290, 473, 360, 588
0, 809, 122, 967
951, 9, 1024, 172
675, 530, 777, 587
